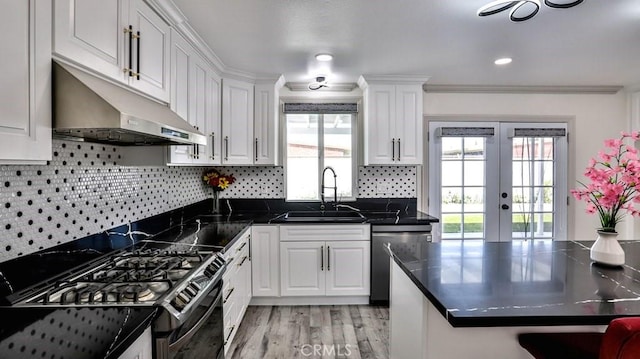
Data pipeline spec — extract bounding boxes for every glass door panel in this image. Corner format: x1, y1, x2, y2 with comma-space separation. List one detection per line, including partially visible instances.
500, 124, 567, 241
430, 123, 499, 241
429, 122, 567, 242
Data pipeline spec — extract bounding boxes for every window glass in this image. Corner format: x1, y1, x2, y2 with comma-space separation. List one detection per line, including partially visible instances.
286, 113, 355, 201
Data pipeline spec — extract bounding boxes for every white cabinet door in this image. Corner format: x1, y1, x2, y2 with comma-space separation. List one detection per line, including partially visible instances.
190, 55, 210, 165
0, 0, 51, 164
364, 84, 396, 164
126, 0, 170, 102
395, 85, 423, 165
361, 81, 424, 165
325, 241, 370, 296
168, 30, 221, 166
251, 226, 280, 297
53, 0, 169, 102
53, 0, 125, 84
280, 241, 325, 296
222, 78, 254, 165
168, 30, 193, 164
254, 82, 279, 165
206, 71, 222, 165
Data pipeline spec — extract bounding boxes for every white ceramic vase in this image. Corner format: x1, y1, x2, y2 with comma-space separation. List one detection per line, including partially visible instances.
590, 230, 625, 266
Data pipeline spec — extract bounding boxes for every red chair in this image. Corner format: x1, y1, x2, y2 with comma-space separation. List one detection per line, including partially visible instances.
518, 318, 640, 359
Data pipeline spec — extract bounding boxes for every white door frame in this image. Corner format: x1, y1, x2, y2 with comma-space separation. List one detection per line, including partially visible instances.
428, 121, 568, 242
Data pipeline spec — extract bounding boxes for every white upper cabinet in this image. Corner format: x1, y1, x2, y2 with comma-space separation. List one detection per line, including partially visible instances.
254, 78, 284, 165
168, 30, 221, 166
0, 0, 51, 164
168, 29, 192, 164
199, 58, 222, 165
359, 77, 426, 165
222, 78, 254, 165
126, 0, 170, 101
53, 0, 124, 83
220, 77, 283, 166
53, 0, 170, 102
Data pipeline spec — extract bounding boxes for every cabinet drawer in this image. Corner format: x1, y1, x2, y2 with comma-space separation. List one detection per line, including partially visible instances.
225, 230, 250, 261
280, 225, 370, 242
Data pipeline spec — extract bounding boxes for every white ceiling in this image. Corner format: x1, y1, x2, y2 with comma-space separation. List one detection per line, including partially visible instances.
171, 0, 640, 87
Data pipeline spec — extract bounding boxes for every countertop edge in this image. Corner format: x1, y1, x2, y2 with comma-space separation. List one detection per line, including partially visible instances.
390, 245, 628, 328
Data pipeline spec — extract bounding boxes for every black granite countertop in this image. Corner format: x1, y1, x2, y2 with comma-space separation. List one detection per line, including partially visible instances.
389, 239, 640, 327
0, 198, 438, 359
0, 306, 157, 359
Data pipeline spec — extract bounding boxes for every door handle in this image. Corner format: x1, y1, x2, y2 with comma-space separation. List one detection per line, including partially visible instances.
210, 132, 215, 160
237, 256, 248, 267
501, 204, 510, 210
223, 287, 235, 303
195, 126, 200, 159
224, 136, 229, 161
320, 245, 324, 271
123, 26, 133, 76
255, 138, 258, 162
392, 138, 396, 161
397, 138, 401, 161
134, 30, 140, 80
327, 245, 330, 271
223, 325, 235, 346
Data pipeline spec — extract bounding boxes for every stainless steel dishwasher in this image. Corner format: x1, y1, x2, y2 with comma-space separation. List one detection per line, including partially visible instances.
370, 224, 432, 305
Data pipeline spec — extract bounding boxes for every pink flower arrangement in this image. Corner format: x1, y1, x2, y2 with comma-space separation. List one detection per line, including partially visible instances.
571, 131, 640, 232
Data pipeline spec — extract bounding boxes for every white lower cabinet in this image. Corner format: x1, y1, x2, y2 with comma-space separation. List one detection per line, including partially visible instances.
117, 327, 152, 359
279, 225, 370, 297
280, 241, 326, 296
251, 225, 280, 297
222, 230, 251, 354
325, 241, 370, 296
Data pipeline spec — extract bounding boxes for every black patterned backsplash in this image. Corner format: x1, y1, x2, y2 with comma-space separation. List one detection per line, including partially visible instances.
0, 140, 417, 261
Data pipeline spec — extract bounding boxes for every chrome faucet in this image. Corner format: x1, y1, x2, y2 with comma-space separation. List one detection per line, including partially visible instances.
320, 166, 337, 210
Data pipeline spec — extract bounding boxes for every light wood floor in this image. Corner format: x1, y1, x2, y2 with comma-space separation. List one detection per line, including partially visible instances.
227, 305, 389, 359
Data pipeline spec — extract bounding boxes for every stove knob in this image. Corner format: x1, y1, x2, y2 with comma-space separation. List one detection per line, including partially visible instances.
190, 281, 202, 291
177, 291, 191, 305
204, 266, 215, 278
185, 285, 198, 297
171, 297, 186, 310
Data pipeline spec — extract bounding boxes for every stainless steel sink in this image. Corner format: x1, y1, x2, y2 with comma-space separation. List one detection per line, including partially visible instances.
275, 210, 366, 223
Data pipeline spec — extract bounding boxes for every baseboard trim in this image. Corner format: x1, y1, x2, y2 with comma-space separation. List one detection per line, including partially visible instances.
250, 296, 370, 306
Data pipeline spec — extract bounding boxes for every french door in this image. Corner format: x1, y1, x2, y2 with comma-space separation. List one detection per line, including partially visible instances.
428, 122, 568, 242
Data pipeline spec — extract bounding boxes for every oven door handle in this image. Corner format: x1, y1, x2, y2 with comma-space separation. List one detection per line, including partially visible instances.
169, 292, 221, 352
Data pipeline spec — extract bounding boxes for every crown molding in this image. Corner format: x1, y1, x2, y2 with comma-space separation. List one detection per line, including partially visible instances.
358, 74, 430, 89
285, 82, 358, 92
255, 75, 287, 88
425, 84, 624, 94
149, 0, 282, 83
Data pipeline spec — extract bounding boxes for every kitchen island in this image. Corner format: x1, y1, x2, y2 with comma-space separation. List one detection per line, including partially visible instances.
388, 240, 640, 359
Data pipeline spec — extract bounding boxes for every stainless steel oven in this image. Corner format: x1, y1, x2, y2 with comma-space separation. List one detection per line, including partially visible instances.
8, 245, 228, 359
155, 277, 224, 359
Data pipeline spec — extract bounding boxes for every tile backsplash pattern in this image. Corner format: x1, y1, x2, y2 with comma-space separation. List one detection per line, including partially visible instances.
357, 166, 417, 198
0, 140, 418, 261
216, 166, 285, 199
0, 140, 209, 261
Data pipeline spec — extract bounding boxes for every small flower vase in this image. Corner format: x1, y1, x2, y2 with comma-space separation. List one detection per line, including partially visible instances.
590, 230, 625, 266
212, 191, 220, 214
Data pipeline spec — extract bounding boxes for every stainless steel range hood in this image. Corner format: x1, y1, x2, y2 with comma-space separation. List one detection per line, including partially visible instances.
53, 62, 206, 146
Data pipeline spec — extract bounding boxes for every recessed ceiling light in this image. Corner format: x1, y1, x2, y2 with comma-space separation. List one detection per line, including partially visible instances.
494, 57, 513, 65
315, 53, 333, 61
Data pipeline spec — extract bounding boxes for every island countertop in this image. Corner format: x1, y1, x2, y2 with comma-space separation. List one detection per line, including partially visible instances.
389, 239, 640, 327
